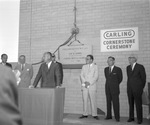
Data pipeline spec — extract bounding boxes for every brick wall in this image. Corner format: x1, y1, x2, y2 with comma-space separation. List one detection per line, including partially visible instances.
19, 0, 150, 117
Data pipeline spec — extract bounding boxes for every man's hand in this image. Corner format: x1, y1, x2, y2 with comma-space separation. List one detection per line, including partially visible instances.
84, 81, 90, 88
56, 86, 62, 88
56, 84, 62, 88
29, 85, 34, 88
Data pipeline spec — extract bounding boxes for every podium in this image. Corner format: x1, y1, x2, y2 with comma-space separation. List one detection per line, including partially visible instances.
18, 88, 65, 125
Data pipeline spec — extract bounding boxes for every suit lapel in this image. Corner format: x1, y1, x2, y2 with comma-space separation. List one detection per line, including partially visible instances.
129, 65, 134, 76
44, 63, 49, 72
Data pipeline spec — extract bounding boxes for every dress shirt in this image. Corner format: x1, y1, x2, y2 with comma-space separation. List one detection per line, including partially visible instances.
132, 62, 136, 70
47, 61, 52, 69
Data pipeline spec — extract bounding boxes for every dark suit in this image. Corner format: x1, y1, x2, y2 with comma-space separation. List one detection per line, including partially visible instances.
33, 61, 62, 88
0, 62, 12, 68
104, 66, 123, 120
127, 63, 146, 122
0, 65, 22, 125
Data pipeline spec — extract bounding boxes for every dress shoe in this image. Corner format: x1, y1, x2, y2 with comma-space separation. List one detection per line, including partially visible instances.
105, 117, 112, 120
127, 118, 134, 122
137, 121, 142, 124
79, 115, 88, 119
93, 116, 99, 120
116, 119, 120, 122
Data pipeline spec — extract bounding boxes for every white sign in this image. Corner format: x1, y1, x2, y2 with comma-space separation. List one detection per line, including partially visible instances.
59, 45, 92, 64
101, 27, 139, 52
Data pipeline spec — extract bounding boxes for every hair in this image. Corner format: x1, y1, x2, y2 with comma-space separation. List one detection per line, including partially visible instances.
128, 54, 138, 62
87, 54, 94, 61
108, 56, 115, 61
1, 54, 7, 58
19, 55, 26, 59
128, 56, 137, 62
46, 52, 52, 57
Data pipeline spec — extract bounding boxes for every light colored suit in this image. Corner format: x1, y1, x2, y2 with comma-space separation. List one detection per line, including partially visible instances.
80, 63, 99, 116
14, 63, 33, 88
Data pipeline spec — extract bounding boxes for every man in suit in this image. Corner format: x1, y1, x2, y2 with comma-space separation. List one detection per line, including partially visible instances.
0, 65, 22, 125
14, 55, 33, 88
79, 55, 99, 120
104, 56, 122, 122
32, 52, 62, 88
1, 54, 12, 68
126, 54, 146, 124
52, 54, 63, 84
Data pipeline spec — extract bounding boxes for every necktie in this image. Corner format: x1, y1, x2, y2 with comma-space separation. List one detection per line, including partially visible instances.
109, 67, 111, 74
131, 65, 133, 71
21, 64, 24, 70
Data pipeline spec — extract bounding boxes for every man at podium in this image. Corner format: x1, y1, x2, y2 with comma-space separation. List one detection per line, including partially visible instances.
31, 52, 62, 88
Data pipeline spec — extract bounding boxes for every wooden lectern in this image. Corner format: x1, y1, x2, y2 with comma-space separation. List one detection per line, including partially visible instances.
18, 88, 65, 125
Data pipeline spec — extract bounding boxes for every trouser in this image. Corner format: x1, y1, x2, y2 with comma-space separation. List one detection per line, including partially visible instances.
106, 91, 120, 120
82, 88, 97, 116
127, 88, 143, 122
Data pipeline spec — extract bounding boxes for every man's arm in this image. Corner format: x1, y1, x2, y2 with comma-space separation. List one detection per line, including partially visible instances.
104, 67, 107, 79
118, 67, 123, 84
29, 64, 33, 80
55, 63, 62, 87
57, 62, 63, 84
80, 65, 86, 83
140, 65, 146, 88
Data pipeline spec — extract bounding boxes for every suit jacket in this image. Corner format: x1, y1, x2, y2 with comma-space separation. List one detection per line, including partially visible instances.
0, 65, 22, 125
0, 62, 12, 69
104, 66, 123, 95
127, 63, 146, 94
33, 61, 62, 88
14, 63, 33, 88
80, 63, 99, 91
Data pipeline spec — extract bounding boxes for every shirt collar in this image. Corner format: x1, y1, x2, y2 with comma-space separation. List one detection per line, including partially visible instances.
89, 63, 94, 67
47, 61, 52, 68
